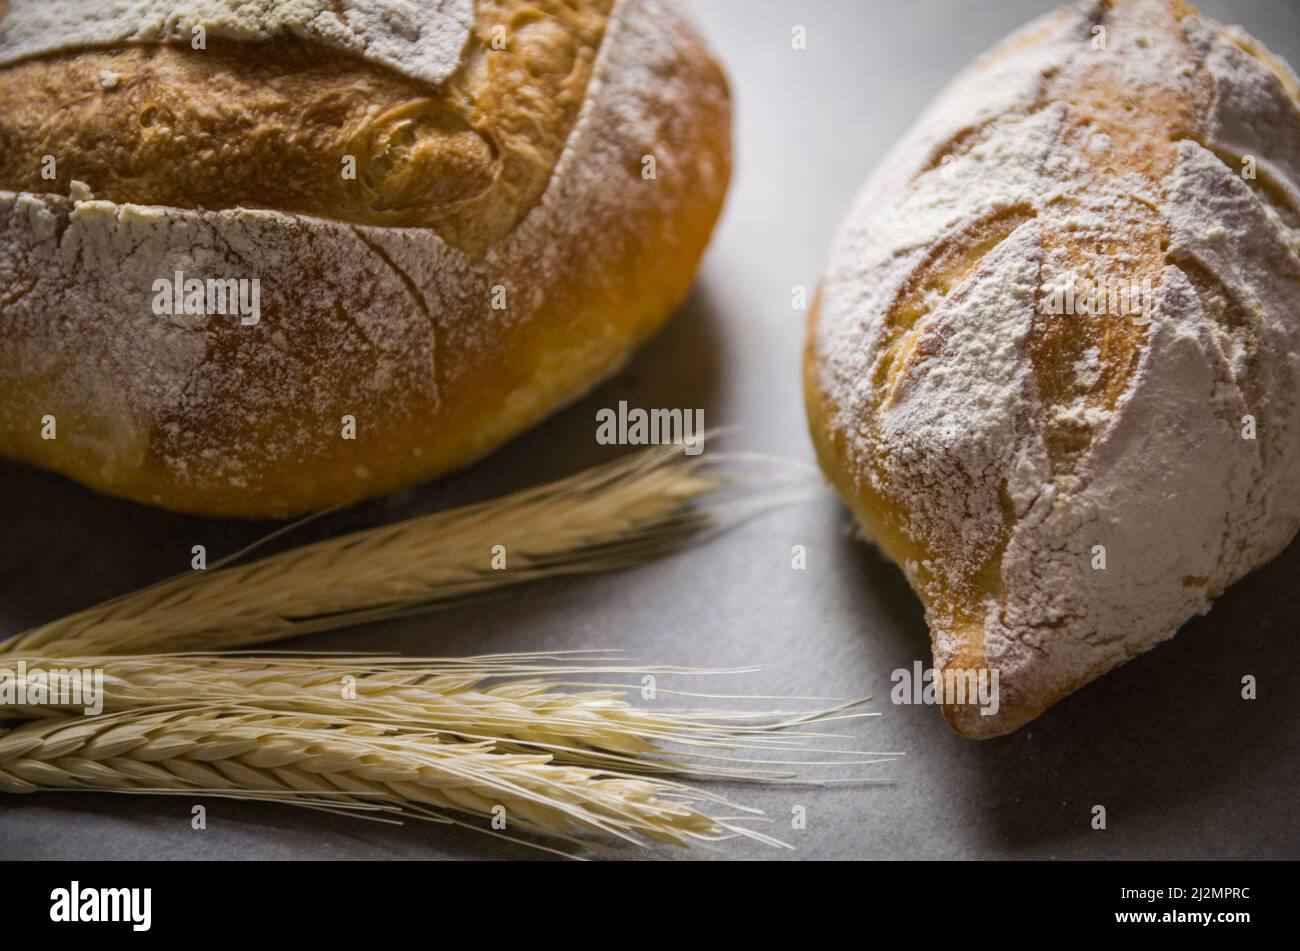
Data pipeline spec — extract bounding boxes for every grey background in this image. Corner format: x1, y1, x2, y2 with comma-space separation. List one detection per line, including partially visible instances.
2, 0, 1298, 860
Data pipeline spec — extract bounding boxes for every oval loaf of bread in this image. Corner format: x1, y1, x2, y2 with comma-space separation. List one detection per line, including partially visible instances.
806, 0, 1300, 737
0, 0, 730, 517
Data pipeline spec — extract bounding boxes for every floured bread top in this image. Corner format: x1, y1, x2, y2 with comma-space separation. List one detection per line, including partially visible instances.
0, 0, 722, 515
0, 0, 615, 253
0, 0, 476, 89
813, 0, 1300, 729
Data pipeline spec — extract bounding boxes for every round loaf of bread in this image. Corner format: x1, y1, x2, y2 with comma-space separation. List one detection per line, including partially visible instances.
806, 0, 1300, 737
0, 0, 730, 517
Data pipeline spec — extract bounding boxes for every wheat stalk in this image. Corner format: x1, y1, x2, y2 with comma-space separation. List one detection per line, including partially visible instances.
4, 446, 810, 658
0, 652, 900, 779
0, 708, 794, 855
0, 447, 857, 856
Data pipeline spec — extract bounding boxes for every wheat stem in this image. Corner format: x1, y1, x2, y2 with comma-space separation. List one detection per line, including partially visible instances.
0, 653, 899, 779
0, 708, 793, 854
3, 447, 810, 658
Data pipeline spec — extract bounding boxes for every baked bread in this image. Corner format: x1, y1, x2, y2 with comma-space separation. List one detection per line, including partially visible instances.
806, 0, 1300, 737
0, 0, 730, 517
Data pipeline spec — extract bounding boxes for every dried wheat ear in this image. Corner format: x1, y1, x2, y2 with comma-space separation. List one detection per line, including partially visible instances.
4, 445, 812, 658
1, 447, 888, 856
0, 654, 899, 856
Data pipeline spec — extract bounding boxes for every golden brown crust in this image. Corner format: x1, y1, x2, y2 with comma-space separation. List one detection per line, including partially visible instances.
0, 0, 731, 517
0, 0, 613, 255
807, 0, 1300, 738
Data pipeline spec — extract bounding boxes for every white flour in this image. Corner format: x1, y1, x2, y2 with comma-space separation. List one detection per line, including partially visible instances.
813, 0, 1300, 728
0, 0, 718, 506
0, 0, 476, 90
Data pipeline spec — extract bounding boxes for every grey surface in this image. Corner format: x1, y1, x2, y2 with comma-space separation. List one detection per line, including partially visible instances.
2, 0, 1298, 861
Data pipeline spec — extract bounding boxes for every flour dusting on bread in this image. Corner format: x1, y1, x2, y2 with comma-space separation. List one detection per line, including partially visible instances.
809, 0, 1300, 736
0, 0, 731, 516
0, 0, 476, 90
